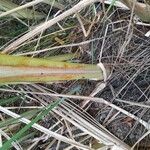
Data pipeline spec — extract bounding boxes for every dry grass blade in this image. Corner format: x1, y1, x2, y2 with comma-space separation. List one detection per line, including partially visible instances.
0, 0, 149, 148
131, 130, 150, 149
103, 0, 129, 9
0, 0, 43, 18
0, 0, 64, 18
0, 0, 45, 19
0, 128, 21, 149
54, 101, 130, 150
2, 0, 99, 53
0, 88, 149, 131
22, 84, 130, 150
43, 0, 64, 9
115, 99, 150, 108
121, 0, 150, 22
0, 106, 89, 150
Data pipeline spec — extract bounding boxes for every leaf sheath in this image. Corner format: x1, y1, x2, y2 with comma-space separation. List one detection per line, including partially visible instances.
0, 54, 106, 84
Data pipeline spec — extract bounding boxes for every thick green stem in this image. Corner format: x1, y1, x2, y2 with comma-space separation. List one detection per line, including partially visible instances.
0, 54, 107, 84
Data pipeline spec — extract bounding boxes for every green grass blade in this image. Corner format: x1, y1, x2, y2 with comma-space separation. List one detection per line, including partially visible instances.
2, 99, 61, 149
0, 95, 23, 106
0, 109, 41, 128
